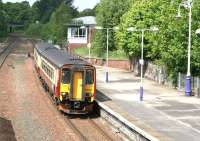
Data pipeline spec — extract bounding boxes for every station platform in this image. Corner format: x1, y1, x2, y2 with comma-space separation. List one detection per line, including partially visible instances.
95, 66, 200, 141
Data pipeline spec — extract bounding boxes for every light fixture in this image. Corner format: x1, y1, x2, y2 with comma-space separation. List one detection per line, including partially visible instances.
113, 26, 119, 31
95, 26, 103, 30
127, 27, 136, 32
150, 26, 159, 32
80, 26, 86, 29
196, 29, 200, 35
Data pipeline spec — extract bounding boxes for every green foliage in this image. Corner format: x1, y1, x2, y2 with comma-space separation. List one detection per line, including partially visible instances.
0, 1, 7, 37
31, 0, 65, 23
74, 47, 127, 59
26, 1, 78, 45
3, 1, 31, 26
78, 8, 95, 17
93, 0, 132, 54
47, 1, 77, 44
0, 1, 32, 37
118, 0, 200, 78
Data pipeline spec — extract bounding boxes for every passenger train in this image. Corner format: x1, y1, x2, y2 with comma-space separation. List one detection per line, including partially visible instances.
34, 43, 96, 114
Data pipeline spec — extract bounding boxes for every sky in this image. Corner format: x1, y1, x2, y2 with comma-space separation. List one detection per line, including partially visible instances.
2, 0, 100, 11
73, 0, 100, 11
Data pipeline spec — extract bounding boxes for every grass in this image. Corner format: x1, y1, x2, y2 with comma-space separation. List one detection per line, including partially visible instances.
74, 47, 128, 60
0, 36, 8, 42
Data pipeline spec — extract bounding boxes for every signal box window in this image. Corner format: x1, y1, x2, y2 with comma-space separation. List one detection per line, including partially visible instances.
62, 69, 71, 84
86, 70, 94, 85
71, 27, 86, 38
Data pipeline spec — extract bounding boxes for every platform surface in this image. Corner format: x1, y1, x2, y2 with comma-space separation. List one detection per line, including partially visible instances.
96, 66, 200, 141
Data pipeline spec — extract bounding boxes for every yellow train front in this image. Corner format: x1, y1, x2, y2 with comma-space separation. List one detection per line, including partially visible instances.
58, 65, 96, 114
34, 43, 96, 114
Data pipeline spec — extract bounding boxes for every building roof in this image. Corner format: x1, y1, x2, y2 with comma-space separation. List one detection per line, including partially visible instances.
72, 16, 96, 26
35, 42, 90, 68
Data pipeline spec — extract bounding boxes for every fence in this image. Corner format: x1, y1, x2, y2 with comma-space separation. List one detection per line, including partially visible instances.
177, 73, 200, 95
131, 61, 174, 87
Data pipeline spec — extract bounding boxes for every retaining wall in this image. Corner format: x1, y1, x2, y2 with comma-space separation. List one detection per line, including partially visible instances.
89, 58, 131, 70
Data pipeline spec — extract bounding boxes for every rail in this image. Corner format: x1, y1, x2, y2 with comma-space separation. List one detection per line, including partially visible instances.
0, 38, 16, 69
39, 77, 114, 141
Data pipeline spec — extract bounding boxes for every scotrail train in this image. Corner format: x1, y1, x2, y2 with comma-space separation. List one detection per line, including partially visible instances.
34, 43, 96, 114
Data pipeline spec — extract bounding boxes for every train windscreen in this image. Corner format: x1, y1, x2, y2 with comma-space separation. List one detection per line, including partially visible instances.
86, 70, 94, 85
62, 69, 71, 84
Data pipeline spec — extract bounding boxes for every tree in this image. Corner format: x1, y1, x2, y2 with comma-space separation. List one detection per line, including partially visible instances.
0, 0, 7, 37
93, 0, 132, 56
117, 0, 200, 81
3, 1, 31, 26
26, 0, 78, 45
31, 0, 65, 23
78, 8, 95, 17
47, 1, 78, 44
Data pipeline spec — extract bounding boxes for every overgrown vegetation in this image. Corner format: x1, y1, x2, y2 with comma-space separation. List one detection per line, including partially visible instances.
0, 0, 7, 38
78, 8, 96, 17
93, 0, 132, 56
117, 0, 200, 78
26, 0, 78, 45
0, 0, 32, 38
74, 47, 127, 59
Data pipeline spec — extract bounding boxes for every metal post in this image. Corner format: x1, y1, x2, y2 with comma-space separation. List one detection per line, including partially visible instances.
140, 30, 144, 101
185, 2, 192, 96
106, 28, 109, 83
197, 77, 200, 97
88, 27, 91, 63
178, 72, 181, 90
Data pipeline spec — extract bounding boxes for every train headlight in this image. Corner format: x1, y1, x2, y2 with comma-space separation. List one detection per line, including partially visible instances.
86, 93, 93, 97
61, 92, 65, 95
61, 92, 68, 96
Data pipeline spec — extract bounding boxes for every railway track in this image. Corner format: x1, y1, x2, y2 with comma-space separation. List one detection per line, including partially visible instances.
42, 85, 115, 141
30, 43, 120, 140
0, 37, 17, 69
35, 69, 117, 141
65, 116, 115, 141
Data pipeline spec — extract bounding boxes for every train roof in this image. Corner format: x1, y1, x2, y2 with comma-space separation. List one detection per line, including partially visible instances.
35, 42, 90, 68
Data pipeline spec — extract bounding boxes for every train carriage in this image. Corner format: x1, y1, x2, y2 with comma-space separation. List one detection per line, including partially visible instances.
34, 43, 96, 114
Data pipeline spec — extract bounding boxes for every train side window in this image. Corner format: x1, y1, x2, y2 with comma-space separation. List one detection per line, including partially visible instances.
62, 69, 71, 84
86, 70, 94, 84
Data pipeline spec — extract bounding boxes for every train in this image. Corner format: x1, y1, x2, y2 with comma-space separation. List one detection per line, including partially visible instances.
34, 43, 96, 114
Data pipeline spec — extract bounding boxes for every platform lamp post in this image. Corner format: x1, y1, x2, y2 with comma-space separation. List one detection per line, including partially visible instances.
176, 0, 193, 96
127, 26, 159, 101
95, 26, 119, 83
80, 26, 91, 63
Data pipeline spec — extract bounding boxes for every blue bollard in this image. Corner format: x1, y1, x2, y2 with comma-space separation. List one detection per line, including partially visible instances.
140, 86, 143, 101
106, 71, 109, 83
185, 76, 192, 96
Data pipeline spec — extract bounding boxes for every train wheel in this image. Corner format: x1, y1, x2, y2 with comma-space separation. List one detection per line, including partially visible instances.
54, 97, 59, 106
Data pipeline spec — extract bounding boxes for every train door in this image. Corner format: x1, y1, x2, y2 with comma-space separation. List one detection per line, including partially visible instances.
73, 71, 84, 100
60, 69, 71, 101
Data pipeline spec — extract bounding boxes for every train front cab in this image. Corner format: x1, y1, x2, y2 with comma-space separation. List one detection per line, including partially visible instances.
59, 65, 96, 114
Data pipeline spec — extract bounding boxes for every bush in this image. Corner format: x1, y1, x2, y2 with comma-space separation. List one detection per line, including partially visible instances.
74, 47, 128, 59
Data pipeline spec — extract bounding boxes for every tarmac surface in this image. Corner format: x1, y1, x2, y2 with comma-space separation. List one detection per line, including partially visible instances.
96, 66, 200, 141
